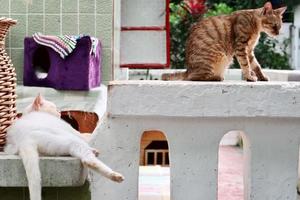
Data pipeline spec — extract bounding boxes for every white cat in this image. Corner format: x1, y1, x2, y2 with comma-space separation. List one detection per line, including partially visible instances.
4, 94, 124, 200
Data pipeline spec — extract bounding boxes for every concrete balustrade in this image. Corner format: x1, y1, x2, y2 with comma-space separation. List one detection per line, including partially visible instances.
90, 81, 300, 200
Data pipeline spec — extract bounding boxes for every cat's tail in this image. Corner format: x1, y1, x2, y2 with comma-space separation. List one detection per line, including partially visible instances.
19, 144, 41, 200
161, 71, 187, 80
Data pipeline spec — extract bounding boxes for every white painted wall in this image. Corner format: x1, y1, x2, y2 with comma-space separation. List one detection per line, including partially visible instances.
292, 5, 300, 69
90, 81, 300, 200
114, 0, 167, 80
121, 0, 166, 27
113, 0, 128, 80
119, 0, 167, 67
121, 31, 166, 64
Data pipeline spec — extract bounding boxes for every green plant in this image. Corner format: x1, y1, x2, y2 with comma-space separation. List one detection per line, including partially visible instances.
206, 0, 294, 21
170, 3, 189, 69
170, 0, 206, 69
231, 35, 291, 70
205, 3, 233, 17
251, 34, 290, 69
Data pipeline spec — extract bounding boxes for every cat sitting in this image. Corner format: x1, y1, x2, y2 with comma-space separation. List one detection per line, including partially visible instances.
162, 2, 286, 81
4, 94, 124, 200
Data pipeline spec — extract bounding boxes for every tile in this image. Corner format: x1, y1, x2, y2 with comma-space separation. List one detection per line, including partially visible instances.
101, 48, 112, 82
0, 14, 10, 18
11, 0, 27, 14
0, 0, 9, 13
5, 33, 10, 49
62, 14, 78, 35
96, 26, 111, 48
28, 14, 44, 35
45, 0, 61, 14
10, 15, 26, 48
79, 15, 95, 36
45, 15, 61, 35
96, 14, 112, 48
28, 0, 44, 13
62, 0, 78, 13
96, 0, 112, 14
96, 14, 112, 30
79, 0, 95, 13
10, 48, 24, 84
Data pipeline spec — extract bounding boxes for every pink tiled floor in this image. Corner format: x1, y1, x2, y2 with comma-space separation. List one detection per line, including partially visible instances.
218, 145, 243, 200
139, 145, 244, 200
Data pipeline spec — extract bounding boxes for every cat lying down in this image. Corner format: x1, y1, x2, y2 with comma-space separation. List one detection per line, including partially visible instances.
4, 94, 124, 200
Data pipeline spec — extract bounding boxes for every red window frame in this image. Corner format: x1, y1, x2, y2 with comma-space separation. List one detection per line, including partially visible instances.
120, 0, 170, 69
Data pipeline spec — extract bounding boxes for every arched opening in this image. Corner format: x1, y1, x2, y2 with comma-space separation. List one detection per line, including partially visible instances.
139, 130, 170, 200
32, 46, 51, 79
218, 131, 245, 200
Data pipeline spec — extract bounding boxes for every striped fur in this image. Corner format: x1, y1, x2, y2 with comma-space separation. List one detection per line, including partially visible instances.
163, 2, 286, 81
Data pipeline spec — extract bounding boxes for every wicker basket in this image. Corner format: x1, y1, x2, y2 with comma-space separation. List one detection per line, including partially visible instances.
0, 17, 17, 151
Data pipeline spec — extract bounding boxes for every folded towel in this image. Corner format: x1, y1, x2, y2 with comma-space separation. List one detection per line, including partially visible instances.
32, 33, 99, 59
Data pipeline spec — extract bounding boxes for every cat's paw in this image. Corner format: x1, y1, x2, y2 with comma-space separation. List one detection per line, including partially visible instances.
243, 71, 258, 82
246, 75, 258, 82
110, 172, 125, 183
258, 75, 269, 81
244, 71, 258, 82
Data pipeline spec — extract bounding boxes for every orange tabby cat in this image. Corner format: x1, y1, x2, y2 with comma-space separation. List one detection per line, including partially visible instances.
162, 2, 286, 81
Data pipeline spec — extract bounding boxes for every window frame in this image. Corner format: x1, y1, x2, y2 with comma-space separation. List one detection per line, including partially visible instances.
120, 0, 170, 69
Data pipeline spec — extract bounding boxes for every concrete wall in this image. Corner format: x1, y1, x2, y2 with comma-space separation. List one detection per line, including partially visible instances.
1, 0, 113, 84
90, 81, 300, 200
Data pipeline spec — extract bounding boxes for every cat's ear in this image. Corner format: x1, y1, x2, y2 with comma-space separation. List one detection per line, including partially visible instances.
32, 94, 43, 110
274, 6, 287, 16
262, 2, 273, 15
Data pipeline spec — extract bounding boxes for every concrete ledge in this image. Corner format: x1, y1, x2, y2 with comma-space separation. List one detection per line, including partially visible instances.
0, 154, 87, 187
108, 81, 300, 118
129, 69, 300, 81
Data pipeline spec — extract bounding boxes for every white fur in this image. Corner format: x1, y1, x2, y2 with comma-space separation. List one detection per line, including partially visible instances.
4, 95, 124, 200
